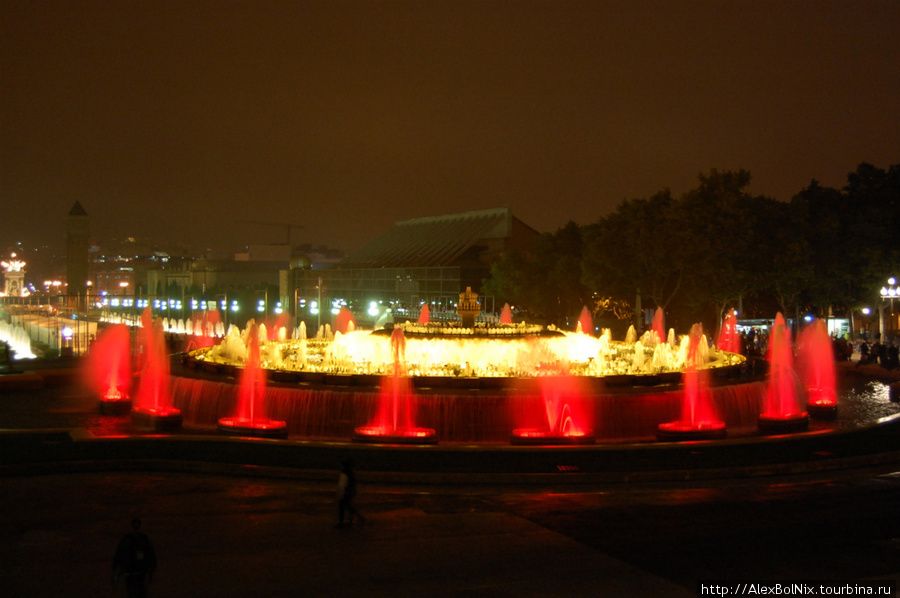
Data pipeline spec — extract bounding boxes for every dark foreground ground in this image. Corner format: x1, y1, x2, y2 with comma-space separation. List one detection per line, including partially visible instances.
2, 362, 900, 597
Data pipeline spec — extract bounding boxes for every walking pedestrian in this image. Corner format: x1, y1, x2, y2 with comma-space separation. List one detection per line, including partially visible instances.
112, 518, 156, 598
335, 458, 365, 528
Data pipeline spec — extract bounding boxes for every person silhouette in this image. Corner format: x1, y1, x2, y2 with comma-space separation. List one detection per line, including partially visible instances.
112, 518, 156, 597
335, 458, 365, 528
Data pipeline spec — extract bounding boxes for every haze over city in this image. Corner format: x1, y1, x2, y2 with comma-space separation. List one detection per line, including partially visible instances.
2, 0, 899, 255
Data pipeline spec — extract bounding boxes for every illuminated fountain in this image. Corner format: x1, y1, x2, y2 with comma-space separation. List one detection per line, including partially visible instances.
334, 306, 356, 335
798, 318, 838, 419
132, 309, 183, 431
88, 324, 132, 415
651, 308, 666, 346
717, 309, 741, 354
657, 324, 727, 441
758, 313, 809, 434
182, 288, 752, 444
0, 320, 36, 360
183, 311, 222, 350
353, 327, 437, 444
576, 305, 593, 335
511, 374, 595, 445
217, 324, 288, 439
511, 306, 596, 445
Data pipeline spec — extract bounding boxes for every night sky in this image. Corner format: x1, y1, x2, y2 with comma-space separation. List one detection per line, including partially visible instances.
2, 1, 898, 256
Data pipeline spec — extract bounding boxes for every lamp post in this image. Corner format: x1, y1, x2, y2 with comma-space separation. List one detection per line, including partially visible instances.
216, 293, 228, 331
316, 276, 323, 332
881, 276, 898, 342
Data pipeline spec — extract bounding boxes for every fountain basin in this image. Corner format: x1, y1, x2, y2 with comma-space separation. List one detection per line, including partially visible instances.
217, 417, 289, 440
353, 426, 438, 445
180, 352, 743, 391
758, 413, 810, 435
132, 407, 183, 432
807, 400, 838, 420
168, 361, 766, 444
98, 397, 132, 416
510, 428, 596, 446
656, 420, 727, 442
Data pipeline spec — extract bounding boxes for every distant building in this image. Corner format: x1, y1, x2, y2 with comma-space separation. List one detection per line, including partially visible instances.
285, 207, 538, 324
65, 202, 90, 307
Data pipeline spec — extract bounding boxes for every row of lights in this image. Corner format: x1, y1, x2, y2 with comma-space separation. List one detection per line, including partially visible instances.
859, 277, 898, 317
100, 296, 294, 315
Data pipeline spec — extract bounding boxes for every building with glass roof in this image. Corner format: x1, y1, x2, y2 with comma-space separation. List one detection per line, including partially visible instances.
285, 207, 538, 325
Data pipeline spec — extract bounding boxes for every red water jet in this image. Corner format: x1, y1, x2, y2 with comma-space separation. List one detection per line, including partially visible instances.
511, 374, 596, 445
186, 312, 217, 350
658, 324, 726, 441
88, 324, 133, 414
132, 309, 182, 431
418, 303, 430, 324
651, 308, 666, 345
577, 306, 593, 335
717, 309, 741, 354
334, 306, 356, 335
797, 318, 838, 419
354, 327, 436, 443
499, 303, 513, 324
759, 313, 809, 433
267, 312, 293, 340
217, 324, 287, 438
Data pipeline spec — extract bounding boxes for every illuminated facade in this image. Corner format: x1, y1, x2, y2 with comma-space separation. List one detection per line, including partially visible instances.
1, 253, 26, 297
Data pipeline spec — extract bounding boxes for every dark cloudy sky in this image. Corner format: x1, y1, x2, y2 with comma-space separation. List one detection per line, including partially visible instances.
2, 0, 898, 255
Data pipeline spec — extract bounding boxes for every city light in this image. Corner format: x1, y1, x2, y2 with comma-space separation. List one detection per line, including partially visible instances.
883, 276, 898, 337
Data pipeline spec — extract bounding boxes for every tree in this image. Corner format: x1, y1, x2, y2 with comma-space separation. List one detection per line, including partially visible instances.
678, 170, 759, 333
483, 222, 591, 325
745, 195, 812, 321
582, 190, 685, 324
792, 179, 860, 319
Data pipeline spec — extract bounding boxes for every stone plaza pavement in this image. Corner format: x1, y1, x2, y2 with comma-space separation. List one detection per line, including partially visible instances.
3, 463, 900, 598
2, 361, 900, 597
1, 471, 701, 598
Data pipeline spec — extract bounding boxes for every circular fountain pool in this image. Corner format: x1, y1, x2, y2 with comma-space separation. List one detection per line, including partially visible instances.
173, 320, 758, 444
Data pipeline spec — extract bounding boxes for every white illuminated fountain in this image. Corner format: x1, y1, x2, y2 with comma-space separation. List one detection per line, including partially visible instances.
0, 321, 36, 360
194, 312, 736, 382
1, 254, 36, 360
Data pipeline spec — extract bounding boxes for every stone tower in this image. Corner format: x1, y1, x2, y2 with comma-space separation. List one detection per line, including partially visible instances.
66, 201, 90, 308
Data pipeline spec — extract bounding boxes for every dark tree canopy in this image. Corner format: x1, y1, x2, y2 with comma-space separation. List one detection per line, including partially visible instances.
483, 221, 591, 325
485, 162, 899, 335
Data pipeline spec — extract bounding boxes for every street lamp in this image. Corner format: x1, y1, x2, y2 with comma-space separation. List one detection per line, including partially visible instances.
881, 277, 898, 342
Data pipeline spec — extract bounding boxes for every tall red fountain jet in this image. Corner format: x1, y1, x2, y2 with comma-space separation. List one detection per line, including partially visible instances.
759, 313, 809, 433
